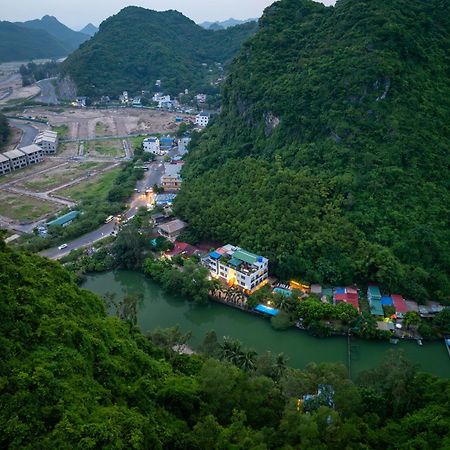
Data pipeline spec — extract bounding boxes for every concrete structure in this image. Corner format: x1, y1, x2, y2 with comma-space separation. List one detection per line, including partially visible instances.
143, 137, 161, 155
0, 153, 11, 175
4, 149, 27, 171
34, 130, 58, 154
203, 244, 269, 293
157, 219, 187, 241
195, 112, 210, 127
178, 137, 191, 155
19, 144, 43, 166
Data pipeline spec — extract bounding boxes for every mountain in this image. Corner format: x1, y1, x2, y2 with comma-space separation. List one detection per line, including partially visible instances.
1, 239, 449, 448
61, 7, 258, 97
175, 0, 450, 302
0, 21, 69, 62
199, 18, 257, 29
80, 23, 98, 36
19, 15, 90, 51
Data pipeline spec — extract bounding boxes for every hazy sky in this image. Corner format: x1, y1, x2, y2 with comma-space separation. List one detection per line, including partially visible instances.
1, 0, 336, 30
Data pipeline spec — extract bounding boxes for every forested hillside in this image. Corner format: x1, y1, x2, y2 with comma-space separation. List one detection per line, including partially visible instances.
19, 15, 90, 51
61, 7, 258, 97
1, 241, 449, 448
0, 113, 10, 149
176, 0, 450, 303
0, 21, 69, 62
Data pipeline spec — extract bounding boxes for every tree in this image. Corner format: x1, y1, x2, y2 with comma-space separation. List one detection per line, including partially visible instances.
404, 311, 421, 329
433, 309, 450, 334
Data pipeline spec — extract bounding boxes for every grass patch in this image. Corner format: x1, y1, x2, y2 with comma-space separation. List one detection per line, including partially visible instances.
88, 140, 124, 157
95, 121, 109, 136
57, 167, 122, 201
52, 124, 69, 138
0, 192, 58, 221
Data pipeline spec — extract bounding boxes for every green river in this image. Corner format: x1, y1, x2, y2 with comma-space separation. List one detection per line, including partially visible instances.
83, 270, 450, 378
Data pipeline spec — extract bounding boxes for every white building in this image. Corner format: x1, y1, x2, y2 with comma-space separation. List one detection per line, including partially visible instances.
152, 93, 171, 108
196, 93, 207, 103
195, 112, 210, 128
4, 149, 28, 171
0, 153, 11, 175
203, 245, 269, 293
19, 144, 44, 165
143, 137, 161, 155
34, 130, 58, 154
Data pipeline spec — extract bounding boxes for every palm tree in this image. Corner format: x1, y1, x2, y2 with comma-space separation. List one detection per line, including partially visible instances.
237, 349, 257, 372
219, 337, 243, 364
273, 352, 288, 381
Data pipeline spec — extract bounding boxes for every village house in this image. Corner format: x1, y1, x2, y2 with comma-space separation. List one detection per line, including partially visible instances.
19, 144, 44, 166
161, 163, 182, 190
195, 112, 210, 127
0, 153, 11, 175
203, 244, 269, 293
34, 130, 58, 154
157, 219, 187, 242
143, 137, 161, 155
4, 149, 28, 171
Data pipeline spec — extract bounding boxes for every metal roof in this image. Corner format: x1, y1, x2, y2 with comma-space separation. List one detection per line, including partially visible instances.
232, 249, 260, 265
47, 210, 79, 227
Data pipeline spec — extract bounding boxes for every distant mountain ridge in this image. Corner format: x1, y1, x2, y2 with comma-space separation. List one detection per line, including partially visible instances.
199, 18, 257, 29
18, 15, 90, 51
80, 23, 98, 36
0, 21, 69, 62
62, 7, 258, 97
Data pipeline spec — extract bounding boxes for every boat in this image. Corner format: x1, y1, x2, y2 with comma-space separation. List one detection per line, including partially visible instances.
389, 338, 399, 345
445, 336, 450, 358
417, 339, 423, 346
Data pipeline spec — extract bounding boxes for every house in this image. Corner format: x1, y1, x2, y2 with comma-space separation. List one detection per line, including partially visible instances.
132, 97, 142, 107
203, 244, 269, 293
381, 296, 393, 307
160, 136, 174, 150
0, 153, 11, 175
391, 294, 408, 318
164, 241, 199, 259
161, 163, 182, 190
76, 97, 87, 107
196, 93, 207, 103
157, 219, 187, 241
34, 130, 58, 154
333, 287, 360, 311
47, 210, 79, 228
195, 112, 210, 127
152, 93, 171, 108
4, 149, 28, 170
154, 193, 177, 206
368, 285, 384, 316
143, 137, 160, 154
19, 144, 43, 165
150, 212, 166, 225
178, 137, 191, 155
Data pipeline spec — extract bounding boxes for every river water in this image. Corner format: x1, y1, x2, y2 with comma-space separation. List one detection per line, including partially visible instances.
83, 270, 449, 378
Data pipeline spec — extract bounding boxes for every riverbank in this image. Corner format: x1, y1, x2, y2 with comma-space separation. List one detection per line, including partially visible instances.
82, 270, 450, 378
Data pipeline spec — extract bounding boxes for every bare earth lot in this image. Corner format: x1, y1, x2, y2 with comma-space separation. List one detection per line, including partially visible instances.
23, 107, 184, 140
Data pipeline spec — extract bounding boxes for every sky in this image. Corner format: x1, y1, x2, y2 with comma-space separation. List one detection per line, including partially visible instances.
1, 0, 336, 30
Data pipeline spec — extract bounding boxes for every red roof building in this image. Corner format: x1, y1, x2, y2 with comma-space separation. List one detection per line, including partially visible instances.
165, 242, 198, 258
334, 293, 360, 311
391, 294, 408, 315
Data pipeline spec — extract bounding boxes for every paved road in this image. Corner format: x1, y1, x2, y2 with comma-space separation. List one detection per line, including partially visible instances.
0, 87, 13, 101
35, 78, 58, 104
0, 73, 20, 89
8, 119, 39, 147
40, 159, 166, 260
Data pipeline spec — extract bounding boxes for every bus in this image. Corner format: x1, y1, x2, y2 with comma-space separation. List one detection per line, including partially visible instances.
105, 215, 114, 224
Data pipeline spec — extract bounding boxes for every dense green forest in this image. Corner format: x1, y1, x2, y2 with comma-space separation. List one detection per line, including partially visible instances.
1, 241, 449, 448
0, 21, 70, 62
176, 0, 450, 303
0, 113, 10, 150
61, 7, 258, 97
17, 16, 90, 52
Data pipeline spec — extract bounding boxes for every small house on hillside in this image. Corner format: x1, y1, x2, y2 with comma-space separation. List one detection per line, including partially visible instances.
157, 219, 187, 242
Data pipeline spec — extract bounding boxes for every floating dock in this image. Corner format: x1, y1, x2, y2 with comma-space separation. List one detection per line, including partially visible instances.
445, 336, 450, 358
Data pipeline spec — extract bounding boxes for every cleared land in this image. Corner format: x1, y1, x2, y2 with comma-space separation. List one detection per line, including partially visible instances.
57, 167, 121, 201
0, 191, 59, 221
23, 107, 188, 140
85, 139, 124, 158
18, 161, 112, 192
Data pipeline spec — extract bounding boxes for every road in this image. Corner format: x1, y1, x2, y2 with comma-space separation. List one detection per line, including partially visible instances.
40, 158, 166, 260
0, 73, 21, 89
8, 119, 39, 147
35, 78, 58, 104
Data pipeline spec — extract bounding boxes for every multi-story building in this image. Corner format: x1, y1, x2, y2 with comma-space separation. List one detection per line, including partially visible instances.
4, 149, 28, 171
19, 144, 43, 166
34, 130, 58, 154
143, 137, 160, 154
203, 244, 269, 293
195, 112, 210, 127
0, 153, 12, 175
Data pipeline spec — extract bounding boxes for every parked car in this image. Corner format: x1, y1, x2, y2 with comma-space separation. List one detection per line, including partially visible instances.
58, 244, 68, 250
